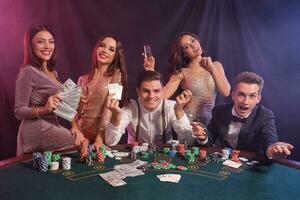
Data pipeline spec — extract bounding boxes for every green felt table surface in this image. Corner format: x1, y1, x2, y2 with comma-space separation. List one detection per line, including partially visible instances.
0, 148, 300, 200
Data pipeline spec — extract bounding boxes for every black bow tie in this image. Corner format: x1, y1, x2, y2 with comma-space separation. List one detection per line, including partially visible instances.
231, 115, 246, 123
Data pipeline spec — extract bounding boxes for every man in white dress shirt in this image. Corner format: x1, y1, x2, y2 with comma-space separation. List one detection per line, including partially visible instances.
105, 71, 207, 146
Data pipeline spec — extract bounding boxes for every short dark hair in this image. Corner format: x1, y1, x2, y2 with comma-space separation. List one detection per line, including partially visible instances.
235, 71, 264, 94
22, 24, 56, 71
137, 71, 164, 89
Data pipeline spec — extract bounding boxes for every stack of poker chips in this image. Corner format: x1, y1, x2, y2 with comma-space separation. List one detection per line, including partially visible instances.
221, 148, 232, 160
80, 139, 89, 161
32, 151, 65, 172
198, 150, 207, 160
84, 144, 94, 166
191, 147, 200, 156
44, 151, 52, 165
50, 161, 59, 170
51, 154, 61, 162
129, 152, 137, 160
141, 143, 149, 152
148, 143, 157, 154
96, 145, 107, 163
168, 150, 177, 158
176, 144, 185, 156
85, 154, 94, 166
230, 150, 241, 163
184, 150, 196, 163
80, 141, 107, 165
96, 150, 105, 162
162, 147, 170, 155
62, 157, 72, 170
32, 152, 48, 172
167, 140, 179, 150
32, 152, 42, 170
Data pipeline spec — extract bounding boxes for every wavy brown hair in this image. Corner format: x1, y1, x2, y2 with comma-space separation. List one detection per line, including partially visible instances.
22, 24, 56, 71
168, 31, 202, 74
88, 34, 129, 106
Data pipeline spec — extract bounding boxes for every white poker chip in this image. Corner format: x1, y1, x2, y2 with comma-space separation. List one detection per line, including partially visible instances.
251, 160, 259, 164
239, 157, 248, 162
111, 150, 118, 153
246, 162, 254, 166
115, 157, 122, 160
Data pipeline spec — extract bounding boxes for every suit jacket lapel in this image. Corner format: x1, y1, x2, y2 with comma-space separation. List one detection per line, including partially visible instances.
220, 104, 234, 143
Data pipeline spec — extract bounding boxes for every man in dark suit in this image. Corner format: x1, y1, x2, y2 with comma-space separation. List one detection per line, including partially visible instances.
206, 71, 293, 159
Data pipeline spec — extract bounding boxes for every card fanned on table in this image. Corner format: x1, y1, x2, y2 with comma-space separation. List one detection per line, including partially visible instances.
157, 174, 181, 183
54, 78, 82, 121
99, 160, 147, 187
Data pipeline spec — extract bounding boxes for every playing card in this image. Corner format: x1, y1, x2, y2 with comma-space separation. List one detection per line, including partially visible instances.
157, 174, 181, 183
99, 159, 147, 187
107, 83, 123, 100
223, 160, 242, 168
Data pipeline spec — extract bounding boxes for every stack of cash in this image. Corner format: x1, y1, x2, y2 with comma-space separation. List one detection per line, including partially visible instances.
54, 79, 82, 121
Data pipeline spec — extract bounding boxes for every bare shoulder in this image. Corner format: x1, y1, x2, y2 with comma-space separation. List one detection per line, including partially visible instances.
172, 69, 185, 81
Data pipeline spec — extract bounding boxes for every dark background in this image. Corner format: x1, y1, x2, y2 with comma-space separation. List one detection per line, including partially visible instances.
0, 0, 299, 161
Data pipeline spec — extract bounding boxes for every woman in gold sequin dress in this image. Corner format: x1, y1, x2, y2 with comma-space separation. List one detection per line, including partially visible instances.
144, 32, 231, 126
72, 35, 129, 149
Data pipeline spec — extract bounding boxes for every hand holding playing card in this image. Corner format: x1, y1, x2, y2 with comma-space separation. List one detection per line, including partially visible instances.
105, 93, 122, 114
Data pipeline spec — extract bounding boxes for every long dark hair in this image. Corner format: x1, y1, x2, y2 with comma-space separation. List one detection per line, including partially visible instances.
22, 24, 56, 71
88, 34, 129, 106
168, 31, 202, 74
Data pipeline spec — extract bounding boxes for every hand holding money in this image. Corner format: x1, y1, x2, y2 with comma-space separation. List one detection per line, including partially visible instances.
53, 79, 82, 121
45, 94, 62, 112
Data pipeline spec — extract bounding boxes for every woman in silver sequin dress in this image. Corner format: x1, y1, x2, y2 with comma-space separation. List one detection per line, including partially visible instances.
144, 32, 231, 126
15, 25, 85, 156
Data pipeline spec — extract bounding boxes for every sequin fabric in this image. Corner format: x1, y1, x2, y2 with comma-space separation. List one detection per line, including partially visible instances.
180, 69, 216, 126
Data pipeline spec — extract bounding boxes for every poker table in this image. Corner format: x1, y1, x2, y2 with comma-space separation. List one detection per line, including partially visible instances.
0, 146, 299, 200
